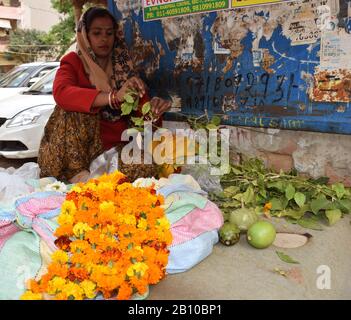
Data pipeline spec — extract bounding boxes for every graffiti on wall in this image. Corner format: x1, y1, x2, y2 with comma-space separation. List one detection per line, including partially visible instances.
111, 0, 351, 134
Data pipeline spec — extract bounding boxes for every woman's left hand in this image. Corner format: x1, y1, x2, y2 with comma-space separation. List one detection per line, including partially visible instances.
150, 97, 172, 119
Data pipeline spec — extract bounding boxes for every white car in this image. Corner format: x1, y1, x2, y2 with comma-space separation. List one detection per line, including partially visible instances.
0, 61, 59, 101
0, 67, 58, 159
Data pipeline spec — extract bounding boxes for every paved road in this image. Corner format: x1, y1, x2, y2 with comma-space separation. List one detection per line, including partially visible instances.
0, 156, 37, 169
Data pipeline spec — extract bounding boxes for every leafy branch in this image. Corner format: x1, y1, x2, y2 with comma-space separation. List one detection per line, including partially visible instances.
210, 158, 351, 229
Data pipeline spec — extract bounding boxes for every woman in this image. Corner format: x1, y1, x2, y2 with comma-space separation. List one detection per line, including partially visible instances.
38, 7, 171, 183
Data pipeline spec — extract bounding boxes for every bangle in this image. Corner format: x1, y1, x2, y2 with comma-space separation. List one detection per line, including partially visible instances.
108, 91, 113, 108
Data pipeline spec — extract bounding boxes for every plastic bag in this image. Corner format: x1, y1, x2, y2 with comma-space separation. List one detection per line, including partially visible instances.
181, 157, 223, 194
88, 147, 120, 179
0, 162, 40, 205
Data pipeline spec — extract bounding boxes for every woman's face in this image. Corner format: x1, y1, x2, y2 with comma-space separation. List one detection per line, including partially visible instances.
87, 16, 115, 58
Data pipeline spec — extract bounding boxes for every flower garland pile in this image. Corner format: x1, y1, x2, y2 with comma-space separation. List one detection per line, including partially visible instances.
21, 171, 172, 300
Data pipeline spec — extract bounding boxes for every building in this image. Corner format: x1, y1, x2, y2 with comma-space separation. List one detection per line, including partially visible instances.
0, 0, 61, 75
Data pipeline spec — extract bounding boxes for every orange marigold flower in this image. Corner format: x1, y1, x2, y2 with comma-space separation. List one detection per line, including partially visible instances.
117, 283, 132, 300
264, 202, 272, 211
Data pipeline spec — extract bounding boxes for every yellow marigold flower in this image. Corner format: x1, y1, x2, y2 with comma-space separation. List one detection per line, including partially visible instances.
99, 201, 115, 214
51, 250, 69, 264
20, 291, 43, 300
70, 185, 82, 193
123, 214, 136, 226
137, 218, 148, 230
73, 222, 92, 238
62, 281, 84, 300
134, 246, 144, 254
127, 262, 149, 278
97, 182, 114, 191
61, 200, 76, 216
57, 213, 74, 226
85, 182, 98, 191
80, 280, 96, 299
47, 277, 66, 295
156, 217, 170, 230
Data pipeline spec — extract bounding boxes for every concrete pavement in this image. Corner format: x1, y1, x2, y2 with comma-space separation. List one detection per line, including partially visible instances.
148, 216, 351, 300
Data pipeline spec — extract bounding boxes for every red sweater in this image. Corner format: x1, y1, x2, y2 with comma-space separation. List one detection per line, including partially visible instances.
53, 52, 130, 150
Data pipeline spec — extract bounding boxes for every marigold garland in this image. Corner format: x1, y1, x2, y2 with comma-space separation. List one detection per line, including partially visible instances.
21, 171, 172, 300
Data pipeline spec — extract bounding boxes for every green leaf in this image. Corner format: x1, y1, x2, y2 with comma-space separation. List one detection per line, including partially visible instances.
231, 166, 242, 175
131, 117, 144, 127
243, 186, 255, 205
222, 200, 241, 208
132, 97, 140, 110
259, 187, 267, 198
280, 208, 305, 220
124, 94, 135, 104
276, 251, 300, 264
297, 217, 323, 231
310, 196, 332, 215
211, 115, 221, 126
270, 198, 284, 211
294, 192, 306, 208
223, 186, 240, 197
285, 184, 295, 201
121, 102, 133, 115
142, 102, 151, 115
325, 209, 342, 226
233, 193, 243, 201
335, 199, 351, 214
267, 181, 285, 192
332, 183, 346, 199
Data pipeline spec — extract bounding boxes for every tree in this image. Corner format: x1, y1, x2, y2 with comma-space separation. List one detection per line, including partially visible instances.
48, 0, 76, 57
7, 29, 58, 63
6, 0, 106, 62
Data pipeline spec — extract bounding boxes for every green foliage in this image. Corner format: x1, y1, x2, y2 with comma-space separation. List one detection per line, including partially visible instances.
8, 29, 54, 62
120, 90, 156, 130
6, 1, 76, 62
51, 0, 73, 14
186, 114, 222, 131
210, 158, 351, 230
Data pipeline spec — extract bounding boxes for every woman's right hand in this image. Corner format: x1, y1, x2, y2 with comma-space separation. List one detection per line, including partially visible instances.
116, 76, 147, 101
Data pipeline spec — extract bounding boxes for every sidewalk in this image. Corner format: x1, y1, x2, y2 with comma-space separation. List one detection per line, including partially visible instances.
149, 216, 351, 300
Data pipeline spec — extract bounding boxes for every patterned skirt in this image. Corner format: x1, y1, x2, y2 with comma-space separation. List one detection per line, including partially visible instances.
38, 106, 159, 182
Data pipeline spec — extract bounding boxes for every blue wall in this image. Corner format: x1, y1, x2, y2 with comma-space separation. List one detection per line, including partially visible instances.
110, 0, 351, 134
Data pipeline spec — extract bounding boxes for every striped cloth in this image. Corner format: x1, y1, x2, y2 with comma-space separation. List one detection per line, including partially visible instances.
170, 201, 223, 247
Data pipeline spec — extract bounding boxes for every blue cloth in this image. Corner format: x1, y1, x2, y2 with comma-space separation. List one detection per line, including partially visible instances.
166, 230, 219, 274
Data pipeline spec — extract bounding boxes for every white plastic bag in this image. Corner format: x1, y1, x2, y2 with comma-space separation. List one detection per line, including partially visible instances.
88, 147, 120, 179
0, 162, 40, 205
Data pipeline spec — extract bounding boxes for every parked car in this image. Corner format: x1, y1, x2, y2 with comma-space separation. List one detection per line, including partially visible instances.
0, 67, 58, 159
0, 61, 59, 101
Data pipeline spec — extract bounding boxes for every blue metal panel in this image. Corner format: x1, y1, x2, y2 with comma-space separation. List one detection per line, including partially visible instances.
109, 0, 351, 134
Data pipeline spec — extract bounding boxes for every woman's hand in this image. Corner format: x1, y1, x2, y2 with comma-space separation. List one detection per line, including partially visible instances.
116, 76, 147, 101
150, 97, 172, 119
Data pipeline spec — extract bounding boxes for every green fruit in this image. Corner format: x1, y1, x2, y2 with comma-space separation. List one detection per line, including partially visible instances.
247, 221, 276, 249
229, 207, 258, 231
219, 222, 241, 246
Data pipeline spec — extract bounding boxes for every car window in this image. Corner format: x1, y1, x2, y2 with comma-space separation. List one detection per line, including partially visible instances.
33, 66, 56, 80
0, 67, 32, 88
28, 67, 58, 94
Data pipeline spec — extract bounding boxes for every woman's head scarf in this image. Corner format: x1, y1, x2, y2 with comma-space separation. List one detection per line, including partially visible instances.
75, 7, 137, 121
